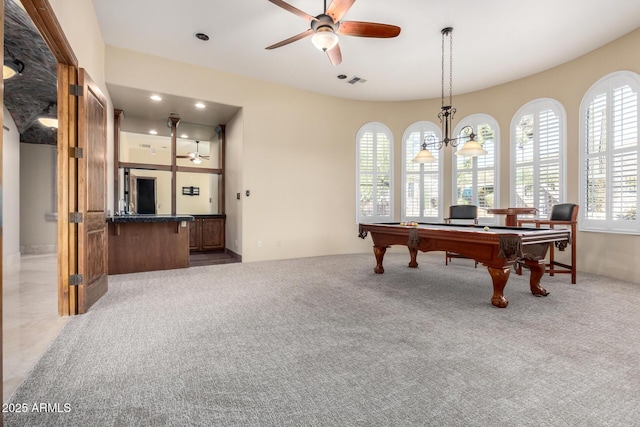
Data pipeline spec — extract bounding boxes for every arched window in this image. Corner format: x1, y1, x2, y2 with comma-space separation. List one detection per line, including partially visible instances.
402, 121, 442, 221
580, 71, 640, 233
511, 99, 567, 218
452, 114, 499, 223
356, 122, 394, 223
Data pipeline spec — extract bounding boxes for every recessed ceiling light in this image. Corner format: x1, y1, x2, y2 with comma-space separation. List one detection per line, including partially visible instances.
149, 130, 158, 135
195, 102, 205, 109
195, 32, 209, 41
180, 134, 189, 139
337, 74, 347, 79
150, 95, 162, 101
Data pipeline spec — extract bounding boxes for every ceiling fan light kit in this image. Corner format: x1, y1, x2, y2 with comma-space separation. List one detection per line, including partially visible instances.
177, 140, 210, 164
311, 28, 339, 52
266, 0, 400, 65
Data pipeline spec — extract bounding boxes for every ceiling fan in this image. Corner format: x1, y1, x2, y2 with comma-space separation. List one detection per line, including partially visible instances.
177, 141, 209, 165
266, 0, 401, 66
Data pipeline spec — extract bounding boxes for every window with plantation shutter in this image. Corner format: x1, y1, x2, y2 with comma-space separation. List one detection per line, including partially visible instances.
511, 99, 566, 219
402, 121, 442, 221
452, 114, 500, 223
356, 122, 394, 223
580, 71, 640, 233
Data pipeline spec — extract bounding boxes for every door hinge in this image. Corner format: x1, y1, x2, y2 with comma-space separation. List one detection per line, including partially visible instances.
69, 212, 84, 223
69, 274, 83, 286
69, 147, 83, 158
69, 84, 83, 97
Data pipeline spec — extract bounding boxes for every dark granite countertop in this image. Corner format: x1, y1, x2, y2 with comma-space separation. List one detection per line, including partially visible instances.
107, 214, 195, 223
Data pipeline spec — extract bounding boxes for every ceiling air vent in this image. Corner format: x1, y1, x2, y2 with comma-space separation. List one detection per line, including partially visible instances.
139, 144, 151, 148
348, 76, 367, 85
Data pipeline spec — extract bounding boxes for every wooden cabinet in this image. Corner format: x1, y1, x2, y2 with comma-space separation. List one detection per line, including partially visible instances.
189, 215, 225, 252
108, 216, 192, 274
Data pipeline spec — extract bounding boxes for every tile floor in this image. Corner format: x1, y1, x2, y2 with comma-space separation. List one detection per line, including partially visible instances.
3, 254, 66, 403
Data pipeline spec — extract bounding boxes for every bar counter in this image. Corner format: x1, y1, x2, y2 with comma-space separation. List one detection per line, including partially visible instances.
107, 214, 194, 275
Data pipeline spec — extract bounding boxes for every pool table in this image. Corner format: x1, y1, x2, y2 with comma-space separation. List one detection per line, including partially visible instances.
358, 222, 570, 308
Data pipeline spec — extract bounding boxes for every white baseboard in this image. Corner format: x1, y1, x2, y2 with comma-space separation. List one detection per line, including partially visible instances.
20, 244, 57, 255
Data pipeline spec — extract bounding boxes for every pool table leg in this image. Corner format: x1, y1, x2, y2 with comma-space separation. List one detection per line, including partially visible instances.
407, 247, 419, 268
487, 266, 511, 308
373, 246, 387, 274
522, 259, 549, 297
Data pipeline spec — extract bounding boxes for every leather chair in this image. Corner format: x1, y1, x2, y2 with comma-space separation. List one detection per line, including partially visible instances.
444, 205, 478, 267
517, 203, 578, 284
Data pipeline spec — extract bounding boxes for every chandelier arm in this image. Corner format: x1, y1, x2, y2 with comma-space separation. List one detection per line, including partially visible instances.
423, 134, 444, 151
459, 125, 474, 137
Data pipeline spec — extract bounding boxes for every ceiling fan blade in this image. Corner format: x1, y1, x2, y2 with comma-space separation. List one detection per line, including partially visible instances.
326, 0, 355, 22
337, 21, 401, 38
327, 43, 342, 66
267, 0, 318, 22
177, 155, 195, 159
266, 29, 313, 49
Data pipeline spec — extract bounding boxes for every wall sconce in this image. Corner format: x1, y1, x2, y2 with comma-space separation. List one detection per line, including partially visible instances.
3, 58, 24, 80
37, 103, 58, 129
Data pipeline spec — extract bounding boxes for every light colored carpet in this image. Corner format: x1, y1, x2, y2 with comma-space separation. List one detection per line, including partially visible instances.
4, 252, 640, 426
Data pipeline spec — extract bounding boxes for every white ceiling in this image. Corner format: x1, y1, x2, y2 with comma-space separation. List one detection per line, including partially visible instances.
92, 0, 640, 126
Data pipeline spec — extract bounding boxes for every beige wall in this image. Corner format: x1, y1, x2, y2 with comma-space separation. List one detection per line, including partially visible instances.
103, 28, 640, 282
2, 107, 21, 271
225, 110, 244, 256
19, 143, 57, 254
49, 0, 115, 209
48, 0, 639, 283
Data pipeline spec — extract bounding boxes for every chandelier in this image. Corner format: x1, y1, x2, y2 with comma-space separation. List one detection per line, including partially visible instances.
413, 27, 487, 163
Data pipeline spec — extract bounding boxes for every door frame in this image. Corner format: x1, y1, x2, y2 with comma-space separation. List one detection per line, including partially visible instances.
130, 174, 158, 214
19, 0, 79, 315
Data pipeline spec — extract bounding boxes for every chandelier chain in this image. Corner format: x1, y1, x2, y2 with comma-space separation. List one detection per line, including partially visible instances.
441, 27, 454, 108
449, 29, 453, 108
441, 30, 445, 108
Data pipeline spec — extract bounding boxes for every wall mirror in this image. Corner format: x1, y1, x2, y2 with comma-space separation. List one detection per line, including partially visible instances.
117, 121, 221, 215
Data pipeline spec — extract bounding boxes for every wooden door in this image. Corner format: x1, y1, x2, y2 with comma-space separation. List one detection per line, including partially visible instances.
76, 69, 108, 314
135, 177, 157, 214
202, 218, 224, 250
1, 0, 5, 406
189, 219, 200, 251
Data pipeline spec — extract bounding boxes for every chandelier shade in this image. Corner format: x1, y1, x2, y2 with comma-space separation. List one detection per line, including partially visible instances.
455, 133, 488, 157
412, 147, 437, 163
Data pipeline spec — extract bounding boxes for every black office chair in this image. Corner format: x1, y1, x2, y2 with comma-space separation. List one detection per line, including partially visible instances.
444, 205, 478, 267
517, 203, 578, 284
